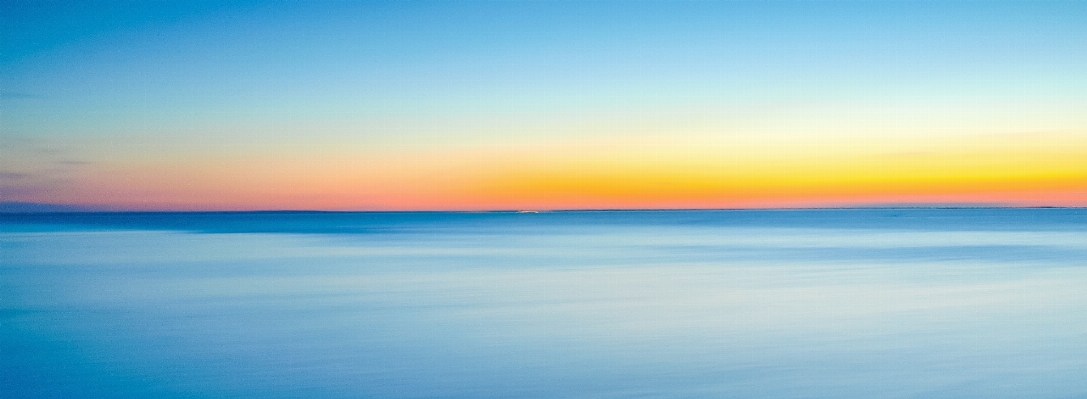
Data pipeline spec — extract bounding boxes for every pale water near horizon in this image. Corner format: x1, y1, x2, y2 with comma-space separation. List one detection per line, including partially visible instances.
2, 209, 1086, 398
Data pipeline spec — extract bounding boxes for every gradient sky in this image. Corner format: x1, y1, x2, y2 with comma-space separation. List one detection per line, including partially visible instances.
2, 1, 1084, 210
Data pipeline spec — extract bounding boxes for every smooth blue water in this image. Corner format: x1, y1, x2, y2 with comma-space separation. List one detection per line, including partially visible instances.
2, 209, 1086, 399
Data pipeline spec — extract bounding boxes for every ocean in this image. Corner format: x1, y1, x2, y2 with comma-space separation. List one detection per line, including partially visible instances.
2, 209, 1086, 398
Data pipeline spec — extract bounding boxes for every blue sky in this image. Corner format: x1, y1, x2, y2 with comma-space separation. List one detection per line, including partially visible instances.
2, 1, 1084, 209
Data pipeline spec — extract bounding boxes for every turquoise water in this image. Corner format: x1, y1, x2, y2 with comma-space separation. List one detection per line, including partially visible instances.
2, 209, 1086, 398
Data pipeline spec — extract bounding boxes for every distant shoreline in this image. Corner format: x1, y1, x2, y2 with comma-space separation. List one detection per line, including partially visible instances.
1, 202, 1084, 214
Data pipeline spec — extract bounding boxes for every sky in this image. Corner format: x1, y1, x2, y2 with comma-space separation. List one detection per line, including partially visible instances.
1, 1, 1084, 211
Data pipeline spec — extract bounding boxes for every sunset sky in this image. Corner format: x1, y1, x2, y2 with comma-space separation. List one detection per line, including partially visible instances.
2, 1, 1084, 210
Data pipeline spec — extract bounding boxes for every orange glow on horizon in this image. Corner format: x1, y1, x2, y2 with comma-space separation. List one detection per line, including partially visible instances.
48, 130, 1085, 211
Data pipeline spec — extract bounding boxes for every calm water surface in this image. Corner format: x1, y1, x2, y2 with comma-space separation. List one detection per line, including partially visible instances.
2, 209, 1086, 398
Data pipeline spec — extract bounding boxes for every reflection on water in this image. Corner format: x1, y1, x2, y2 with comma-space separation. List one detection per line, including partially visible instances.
2, 210, 1086, 398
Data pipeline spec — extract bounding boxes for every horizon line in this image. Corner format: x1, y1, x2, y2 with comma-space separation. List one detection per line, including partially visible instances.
1, 203, 1084, 215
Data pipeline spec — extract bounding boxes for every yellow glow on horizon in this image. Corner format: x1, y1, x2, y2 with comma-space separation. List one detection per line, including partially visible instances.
60, 130, 1086, 210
